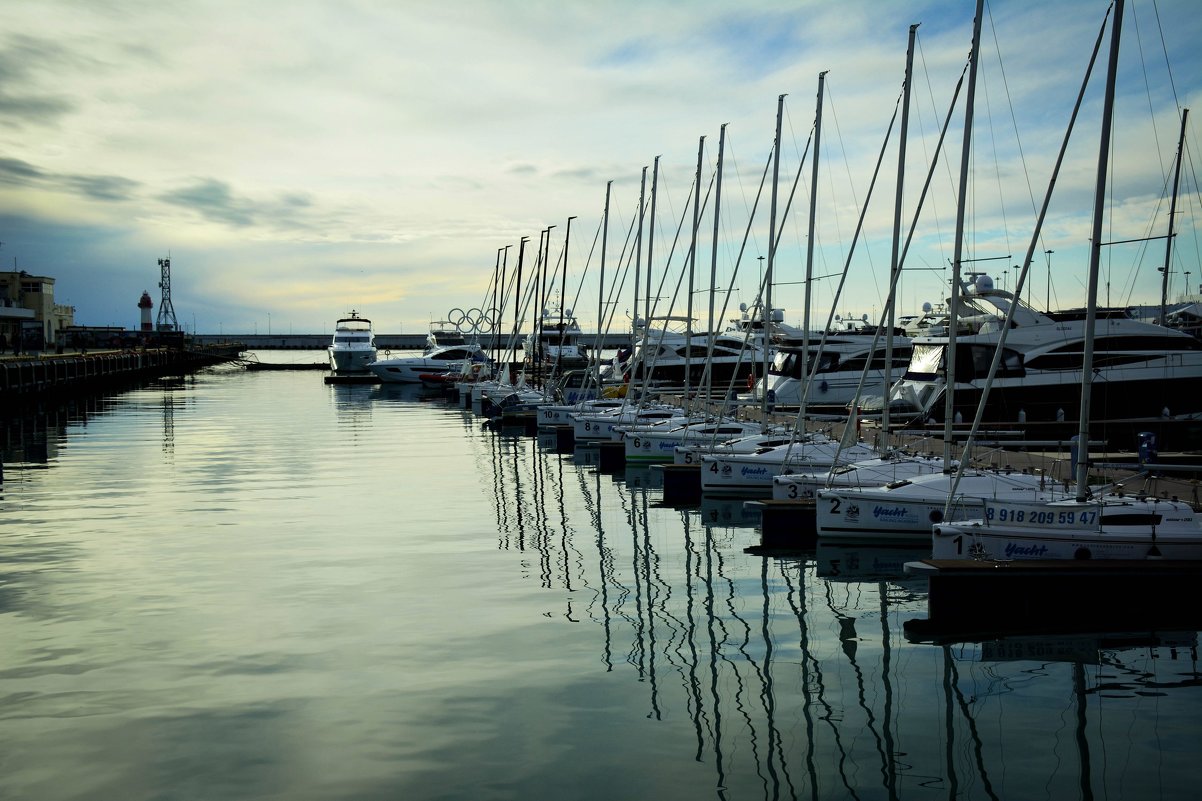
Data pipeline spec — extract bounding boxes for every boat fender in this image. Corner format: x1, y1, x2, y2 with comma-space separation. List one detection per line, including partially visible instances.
1073, 547, 1092, 560
929, 509, 943, 523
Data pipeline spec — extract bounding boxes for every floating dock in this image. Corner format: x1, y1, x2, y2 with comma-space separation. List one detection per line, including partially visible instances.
744, 498, 816, 548
903, 558, 1202, 639
324, 373, 380, 384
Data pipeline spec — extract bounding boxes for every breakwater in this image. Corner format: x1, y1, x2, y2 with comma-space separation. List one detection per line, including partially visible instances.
192, 333, 635, 350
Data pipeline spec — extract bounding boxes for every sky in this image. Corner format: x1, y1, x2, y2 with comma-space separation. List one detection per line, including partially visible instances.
2, 0, 1201, 336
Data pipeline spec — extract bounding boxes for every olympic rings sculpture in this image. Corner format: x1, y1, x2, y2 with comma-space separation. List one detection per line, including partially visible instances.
446, 307, 499, 334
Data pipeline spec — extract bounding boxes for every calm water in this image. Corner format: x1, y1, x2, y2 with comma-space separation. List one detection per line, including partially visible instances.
1, 351, 1199, 800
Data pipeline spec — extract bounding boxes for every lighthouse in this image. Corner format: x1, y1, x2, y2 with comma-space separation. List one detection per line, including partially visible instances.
138, 291, 154, 331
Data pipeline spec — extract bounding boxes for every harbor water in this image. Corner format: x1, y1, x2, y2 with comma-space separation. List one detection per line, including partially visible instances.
1, 351, 1199, 800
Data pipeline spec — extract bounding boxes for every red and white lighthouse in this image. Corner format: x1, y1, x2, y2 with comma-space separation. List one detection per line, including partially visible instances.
138, 291, 154, 332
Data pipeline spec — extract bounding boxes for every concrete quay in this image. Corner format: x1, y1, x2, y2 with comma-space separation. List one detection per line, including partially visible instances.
0, 344, 244, 400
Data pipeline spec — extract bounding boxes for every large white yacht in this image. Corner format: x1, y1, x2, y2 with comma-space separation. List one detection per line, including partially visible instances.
883, 274, 1202, 433
620, 318, 768, 390
367, 339, 489, 384
327, 311, 376, 373
739, 330, 912, 410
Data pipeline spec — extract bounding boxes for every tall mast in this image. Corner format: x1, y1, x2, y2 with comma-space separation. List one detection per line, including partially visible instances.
1076, 0, 1125, 500
707, 123, 727, 406
1160, 107, 1189, 324
491, 247, 502, 358
801, 72, 828, 431
635, 166, 647, 344
558, 216, 576, 377
942, 0, 985, 470
687, 135, 704, 398
511, 236, 528, 385
763, 94, 785, 420
885, 25, 919, 444
540, 225, 555, 384
646, 157, 659, 333
496, 245, 510, 366
595, 181, 612, 392
533, 228, 546, 378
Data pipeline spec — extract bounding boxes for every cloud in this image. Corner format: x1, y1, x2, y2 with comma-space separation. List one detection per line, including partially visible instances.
1, 0, 1200, 332
0, 33, 79, 127
0, 156, 141, 202
63, 174, 142, 202
0, 157, 45, 185
157, 179, 316, 231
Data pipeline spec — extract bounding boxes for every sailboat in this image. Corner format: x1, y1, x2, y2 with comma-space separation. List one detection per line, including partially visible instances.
817, 1, 1081, 536
931, 0, 1202, 561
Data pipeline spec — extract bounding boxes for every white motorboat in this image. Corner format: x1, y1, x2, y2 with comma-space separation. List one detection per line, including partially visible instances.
327, 311, 376, 373
525, 306, 590, 371
882, 274, 1202, 432
367, 341, 489, 384
739, 331, 912, 410
621, 317, 769, 389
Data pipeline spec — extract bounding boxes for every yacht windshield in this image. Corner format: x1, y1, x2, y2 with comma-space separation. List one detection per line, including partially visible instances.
905, 343, 944, 379
769, 350, 837, 378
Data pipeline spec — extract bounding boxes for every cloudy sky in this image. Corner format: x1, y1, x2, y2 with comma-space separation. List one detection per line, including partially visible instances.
2, 0, 1199, 336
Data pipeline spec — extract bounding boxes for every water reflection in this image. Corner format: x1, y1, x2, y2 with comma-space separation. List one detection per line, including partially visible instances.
2, 391, 133, 470
815, 540, 930, 583
2, 371, 1198, 801
616, 464, 663, 491
473, 410, 1201, 800
698, 495, 761, 530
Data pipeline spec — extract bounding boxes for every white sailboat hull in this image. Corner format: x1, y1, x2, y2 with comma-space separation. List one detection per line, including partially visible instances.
816, 471, 1069, 540
700, 440, 880, 496
932, 497, 1202, 560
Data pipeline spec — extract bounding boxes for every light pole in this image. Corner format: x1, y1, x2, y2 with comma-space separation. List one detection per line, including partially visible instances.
267, 312, 271, 335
